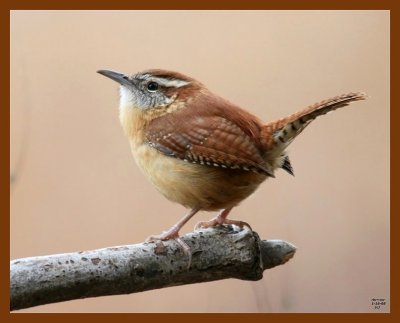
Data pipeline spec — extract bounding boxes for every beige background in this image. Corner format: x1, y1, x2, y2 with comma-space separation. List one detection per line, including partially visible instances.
10, 11, 390, 312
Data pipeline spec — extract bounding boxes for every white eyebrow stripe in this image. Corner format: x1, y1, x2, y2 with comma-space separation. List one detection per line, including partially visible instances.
150, 76, 190, 88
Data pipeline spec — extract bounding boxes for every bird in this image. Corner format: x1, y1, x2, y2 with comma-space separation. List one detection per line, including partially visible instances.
97, 68, 366, 247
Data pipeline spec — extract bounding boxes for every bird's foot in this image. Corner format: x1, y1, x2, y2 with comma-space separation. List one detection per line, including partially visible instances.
145, 208, 200, 270
146, 226, 180, 242
195, 217, 252, 231
194, 208, 252, 231
146, 228, 192, 269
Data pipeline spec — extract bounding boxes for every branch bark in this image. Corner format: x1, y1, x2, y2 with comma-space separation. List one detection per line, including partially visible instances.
10, 226, 296, 311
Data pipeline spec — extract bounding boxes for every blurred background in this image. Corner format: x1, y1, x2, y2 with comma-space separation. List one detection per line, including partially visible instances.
10, 10, 389, 312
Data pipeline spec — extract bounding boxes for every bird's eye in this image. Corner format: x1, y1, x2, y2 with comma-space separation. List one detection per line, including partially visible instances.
147, 81, 159, 92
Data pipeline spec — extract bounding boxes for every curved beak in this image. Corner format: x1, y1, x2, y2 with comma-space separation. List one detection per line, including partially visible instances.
97, 69, 132, 86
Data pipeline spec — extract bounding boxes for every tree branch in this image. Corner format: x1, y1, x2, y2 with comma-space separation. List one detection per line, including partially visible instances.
10, 226, 296, 311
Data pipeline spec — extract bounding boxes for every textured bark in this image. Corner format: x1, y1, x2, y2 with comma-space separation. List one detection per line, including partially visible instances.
10, 226, 296, 311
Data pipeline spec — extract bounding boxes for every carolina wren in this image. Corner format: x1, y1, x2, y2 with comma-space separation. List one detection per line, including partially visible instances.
98, 69, 366, 244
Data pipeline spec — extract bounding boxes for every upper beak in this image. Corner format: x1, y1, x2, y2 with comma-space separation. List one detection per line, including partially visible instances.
97, 69, 132, 86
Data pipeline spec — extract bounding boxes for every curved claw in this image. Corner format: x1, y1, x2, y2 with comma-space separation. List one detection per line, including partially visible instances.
146, 231, 192, 270
145, 231, 179, 243
195, 216, 253, 231
145, 208, 200, 270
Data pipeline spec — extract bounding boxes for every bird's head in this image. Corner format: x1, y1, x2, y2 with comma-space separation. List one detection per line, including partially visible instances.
97, 69, 202, 111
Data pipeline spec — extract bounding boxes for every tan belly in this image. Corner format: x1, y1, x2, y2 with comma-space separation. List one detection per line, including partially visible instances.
132, 143, 267, 211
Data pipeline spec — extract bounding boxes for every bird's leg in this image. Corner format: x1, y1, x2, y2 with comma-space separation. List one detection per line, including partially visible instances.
146, 208, 200, 268
146, 208, 200, 242
194, 207, 252, 231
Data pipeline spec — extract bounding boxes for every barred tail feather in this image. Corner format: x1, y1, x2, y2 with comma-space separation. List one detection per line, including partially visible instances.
262, 92, 367, 151
261, 92, 366, 174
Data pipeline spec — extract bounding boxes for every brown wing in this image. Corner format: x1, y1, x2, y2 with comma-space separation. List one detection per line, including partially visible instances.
146, 105, 274, 177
